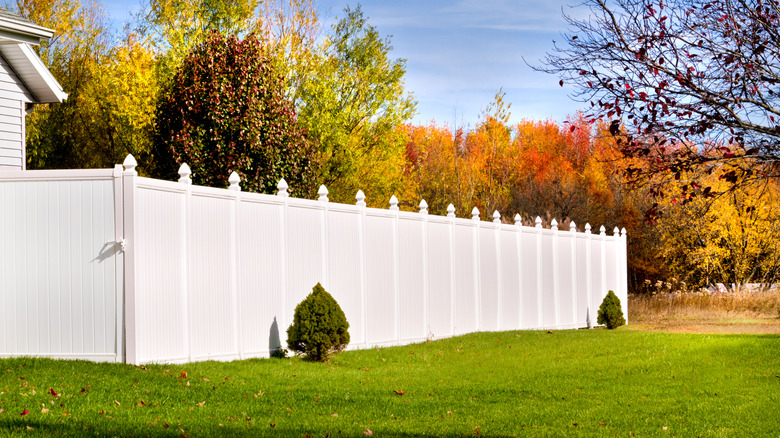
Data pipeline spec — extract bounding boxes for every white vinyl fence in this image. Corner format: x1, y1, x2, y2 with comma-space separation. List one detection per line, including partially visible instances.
0, 156, 628, 364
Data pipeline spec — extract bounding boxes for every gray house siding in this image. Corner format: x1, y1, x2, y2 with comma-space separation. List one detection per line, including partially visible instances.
0, 53, 31, 169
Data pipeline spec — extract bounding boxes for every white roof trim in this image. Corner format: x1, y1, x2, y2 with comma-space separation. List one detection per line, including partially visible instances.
0, 43, 66, 103
0, 14, 53, 41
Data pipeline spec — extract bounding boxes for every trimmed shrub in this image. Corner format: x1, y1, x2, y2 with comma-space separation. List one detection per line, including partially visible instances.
597, 290, 626, 329
287, 283, 350, 362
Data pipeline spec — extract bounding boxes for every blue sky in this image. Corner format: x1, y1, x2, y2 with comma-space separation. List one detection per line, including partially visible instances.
105, 0, 585, 128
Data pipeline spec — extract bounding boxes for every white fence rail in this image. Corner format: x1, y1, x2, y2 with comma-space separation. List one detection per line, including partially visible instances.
0, 156, 628, 364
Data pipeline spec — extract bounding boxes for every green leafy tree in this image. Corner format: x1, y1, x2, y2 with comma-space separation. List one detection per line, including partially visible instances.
295, 5, 417, 203
153, 31, 315, 195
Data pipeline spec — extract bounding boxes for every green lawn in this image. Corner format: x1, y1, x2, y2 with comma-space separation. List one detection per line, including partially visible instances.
0, 329, 777, 437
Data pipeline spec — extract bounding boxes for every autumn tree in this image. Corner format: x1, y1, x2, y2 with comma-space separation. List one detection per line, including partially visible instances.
653, 170, 780, 290
8, 0, 116, 168
538, 0, 780, 192
153, 32, 315, 195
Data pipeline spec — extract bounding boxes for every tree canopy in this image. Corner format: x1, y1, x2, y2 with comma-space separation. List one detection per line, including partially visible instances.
153, 31, 315, 195
538, 0, 780, 194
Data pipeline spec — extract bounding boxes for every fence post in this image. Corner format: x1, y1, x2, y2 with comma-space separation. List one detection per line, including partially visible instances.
121, 154, 138, 365
620, 227, 629, 324
447, 204, 456, 336
585, 223, 593, 328
535, 216, 543, 328
600, 225, 607, 311
111, 164, 125, 363
319, 185, 330, 291
514, 214, 524, 330
228, 171, 242, 359
471, 207, 481, 331
570, 221, 578, 328
389, 195, 401, 344
277, 179, 290, 347
419, 200, 431, 339
356, 190, 367, 347
551, 218, 560, 328
177, 163, 193, 361
493, 211, 502, 330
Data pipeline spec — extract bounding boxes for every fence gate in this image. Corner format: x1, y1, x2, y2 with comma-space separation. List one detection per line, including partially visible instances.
0, 167, 125, 362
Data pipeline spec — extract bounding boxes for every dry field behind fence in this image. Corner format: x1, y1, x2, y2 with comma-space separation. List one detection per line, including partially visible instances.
628, 288, 780, 334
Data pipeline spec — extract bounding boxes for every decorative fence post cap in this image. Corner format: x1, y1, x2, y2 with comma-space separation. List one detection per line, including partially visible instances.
228, 171, 241, 191
277, 178, 289, 197
123, 154, 138, 175
535, 216, 543, 228
551, 218, 559, 230
356, 190, 366, 207
177, 163, 192, 184
493, 210, 501, 223
389, 195, 399, 211
585, 223, 592, 233
419, 199, 428, 214
599, 225, 607, 235
621, 227, 627, 237
613, 226, 620, 236
318, 184, 329, 202
570, 221, 577, 232
447, 203, 456, 218
471, 206, 480, 221
514, 213, 522, 225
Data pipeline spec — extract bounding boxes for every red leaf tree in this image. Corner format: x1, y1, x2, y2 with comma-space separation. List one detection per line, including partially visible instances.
153, 31, 315, 196
538, 0, 780, 194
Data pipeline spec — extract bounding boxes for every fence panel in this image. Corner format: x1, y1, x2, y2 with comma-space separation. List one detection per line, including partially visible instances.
237, 197, 286, 357
364, 212, 397, 345
499, 227, 521, 330
326, 207, 365, 346
426, 218, 453, 339
453, 222, 477, 335
133, 179, 188, 363
478, 225, 499, 331
0, 169, 122, 361
398, 216, 426, 342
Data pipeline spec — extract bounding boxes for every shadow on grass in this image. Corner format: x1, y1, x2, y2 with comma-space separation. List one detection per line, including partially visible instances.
0, 418, 520, 437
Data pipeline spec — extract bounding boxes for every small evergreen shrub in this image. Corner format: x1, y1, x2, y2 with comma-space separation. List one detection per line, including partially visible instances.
287, 283, 350, 362
597, 290, 626, 329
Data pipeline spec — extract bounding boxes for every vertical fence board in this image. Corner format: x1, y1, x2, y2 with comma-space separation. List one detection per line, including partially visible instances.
237, 200, 285, 356
540, 233, 557, 328
134, 185, 187, 363
326, 209, 365, 346
478, 226, 499, 331
453, 224, 477, 335
499, 230, 520, 330
557, 232, 575, 328
426, 220, 453, 339
398, 217, 425, 341
285, 205, 324, 321
519, 232, 540, 328
364, 213, 396, 344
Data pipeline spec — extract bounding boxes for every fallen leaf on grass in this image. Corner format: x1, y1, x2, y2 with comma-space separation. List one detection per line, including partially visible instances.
114, 400, 121, 406
49, 388, 59, 397
137, 401, 147, 407
331, 413, 338, 417
363, 429, 373, 436
20, 409, 29, 416
196, 401, 205, 407
393, 390, 405, 396
99, 410, 105, 415
447, 411, 452, 415
179, 371, 188, 379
